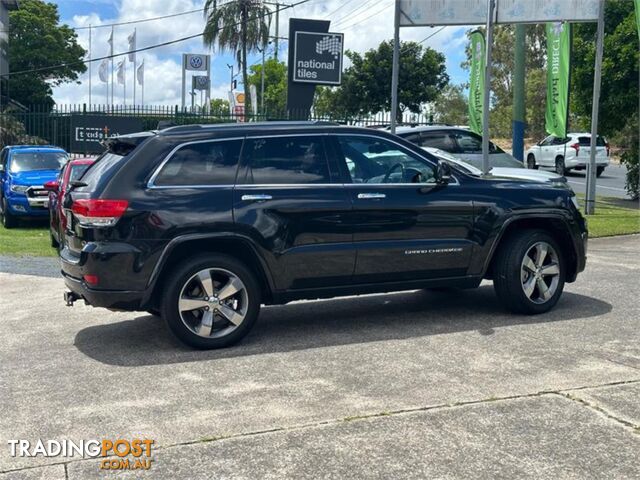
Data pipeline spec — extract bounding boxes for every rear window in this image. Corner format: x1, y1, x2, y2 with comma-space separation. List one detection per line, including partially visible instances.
578, 136, 606, 146
79, 153, 126, 190
152, 140, 242, 187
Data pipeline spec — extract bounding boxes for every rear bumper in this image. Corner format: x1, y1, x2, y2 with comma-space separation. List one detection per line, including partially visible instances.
566, 158, 609, 169
63, 272, 144, 310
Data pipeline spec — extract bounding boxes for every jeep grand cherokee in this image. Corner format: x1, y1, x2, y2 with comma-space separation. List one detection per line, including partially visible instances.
60, 122, 587, 349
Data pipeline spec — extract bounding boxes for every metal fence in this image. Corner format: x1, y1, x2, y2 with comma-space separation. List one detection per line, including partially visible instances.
0, 104, 437, 153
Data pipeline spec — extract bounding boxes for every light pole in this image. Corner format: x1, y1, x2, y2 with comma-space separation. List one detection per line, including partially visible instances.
227, 63, 234, 91
257, 41, 272, 116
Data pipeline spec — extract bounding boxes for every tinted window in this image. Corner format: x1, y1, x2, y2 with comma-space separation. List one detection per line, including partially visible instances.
419, 132, 457, 151
337, 136, 436, 184
453, 131, 483, 153
540, 136, 555, 146
578, 136, 606, 146
241, 136, 330, 184
9, 152, 68, 173
80, 152, 126, 190
154, 140, 242, 186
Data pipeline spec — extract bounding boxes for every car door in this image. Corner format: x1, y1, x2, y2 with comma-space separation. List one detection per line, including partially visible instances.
233, 134, 355, 291
537, 136, 555, 166
330, 133, 475, 283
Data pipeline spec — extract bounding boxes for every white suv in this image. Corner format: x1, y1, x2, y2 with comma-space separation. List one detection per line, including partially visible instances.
526, 133, 610, 177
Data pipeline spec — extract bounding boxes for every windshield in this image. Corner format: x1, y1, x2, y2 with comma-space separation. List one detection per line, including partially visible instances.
9, 152, 68, 173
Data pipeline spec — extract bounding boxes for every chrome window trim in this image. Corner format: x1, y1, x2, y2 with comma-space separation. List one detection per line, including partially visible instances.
146, 131, 459, 189
147, 136, 245, 189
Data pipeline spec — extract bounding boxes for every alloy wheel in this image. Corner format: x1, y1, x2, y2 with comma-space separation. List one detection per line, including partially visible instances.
178, 268, 249, 338
520, 241, 560, 304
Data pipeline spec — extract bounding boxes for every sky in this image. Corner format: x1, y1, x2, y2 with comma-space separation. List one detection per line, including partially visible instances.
50, 0, 472, 107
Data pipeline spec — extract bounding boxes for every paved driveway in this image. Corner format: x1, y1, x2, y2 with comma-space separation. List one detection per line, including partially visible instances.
1, 235, 639, 479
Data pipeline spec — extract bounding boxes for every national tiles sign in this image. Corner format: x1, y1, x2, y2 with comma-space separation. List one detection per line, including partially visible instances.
292, 31, 344, 85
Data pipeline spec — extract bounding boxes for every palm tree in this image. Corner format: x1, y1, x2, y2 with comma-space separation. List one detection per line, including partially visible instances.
203, 0, 271, 118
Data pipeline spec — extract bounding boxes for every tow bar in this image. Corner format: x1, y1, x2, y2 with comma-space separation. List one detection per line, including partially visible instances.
64, 291, 80, 306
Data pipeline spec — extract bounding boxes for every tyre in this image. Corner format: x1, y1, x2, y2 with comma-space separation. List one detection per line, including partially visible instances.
527, 154, 538, 170
555, 157, 567, 176
596, 166, 605, 177
1, 198, 17, 229
50, 233, 59, 249
162, 254, 261, 349
493, 230, 565, 314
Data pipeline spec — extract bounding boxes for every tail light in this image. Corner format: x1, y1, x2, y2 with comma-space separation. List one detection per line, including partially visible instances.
570, 143, 580, 155
71, 199, 129, 227
605, 142, 610, 156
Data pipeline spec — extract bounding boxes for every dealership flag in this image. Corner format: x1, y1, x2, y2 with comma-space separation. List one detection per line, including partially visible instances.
116, 60, 125, 85
635, 0, 640, 40
128, 29, 136, 62
545, 22, 571, 138
98, 59, 109, 83
136, 60, 144, 85
468, 30, 485, 135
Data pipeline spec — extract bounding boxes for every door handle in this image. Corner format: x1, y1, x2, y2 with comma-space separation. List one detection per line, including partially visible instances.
241, 194, 272, 201
357, 193, 386, 199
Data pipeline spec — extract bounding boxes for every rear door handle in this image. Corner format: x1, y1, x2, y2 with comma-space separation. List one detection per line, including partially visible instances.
357, 193, 386, 199
241, 194, 273, 201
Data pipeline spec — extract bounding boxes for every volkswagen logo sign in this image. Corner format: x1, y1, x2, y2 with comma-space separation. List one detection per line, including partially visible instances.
189, 56, 203, 69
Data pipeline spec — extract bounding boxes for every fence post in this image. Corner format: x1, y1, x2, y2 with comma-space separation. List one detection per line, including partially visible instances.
83, 103, 87, 157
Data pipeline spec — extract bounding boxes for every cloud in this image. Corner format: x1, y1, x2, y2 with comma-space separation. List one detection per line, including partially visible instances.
52, 0, 473, 105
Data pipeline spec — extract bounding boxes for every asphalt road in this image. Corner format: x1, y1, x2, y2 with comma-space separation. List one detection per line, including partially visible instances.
1, 235, 639, 479
547, 162, 630, 199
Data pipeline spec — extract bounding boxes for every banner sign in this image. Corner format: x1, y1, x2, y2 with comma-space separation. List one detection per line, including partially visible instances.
292, 31, 344, 85
183, 54, 209, 71
399, 0, 599, 26
70, 115, 143, 154
635, 0, 640, 40
192, 76, 210, 91
468, 31, 485, 135
545, 22, 571, 138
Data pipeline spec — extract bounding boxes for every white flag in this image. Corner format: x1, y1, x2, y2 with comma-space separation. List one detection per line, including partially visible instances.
136, 60, 144, 86
98, 59, 109, 83
117, 60, 125, 85
127, 30, 136, 62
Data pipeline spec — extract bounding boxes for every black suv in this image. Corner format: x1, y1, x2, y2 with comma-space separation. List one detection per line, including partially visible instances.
60, 122, 587, 349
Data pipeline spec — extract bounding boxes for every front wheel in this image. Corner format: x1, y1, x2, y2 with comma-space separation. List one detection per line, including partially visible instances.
527, 154, 538, 170
493, 230, 565, 314
1, 198, 17, 229
162, 254, 261, 349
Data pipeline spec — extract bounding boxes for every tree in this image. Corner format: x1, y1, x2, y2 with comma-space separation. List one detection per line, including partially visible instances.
210, 98, 230, 115
203, 0, 270, 117
431, 84, 468, 125
247, 58, 286, 114
313, 40, 448, 120
7, 0, 86, 109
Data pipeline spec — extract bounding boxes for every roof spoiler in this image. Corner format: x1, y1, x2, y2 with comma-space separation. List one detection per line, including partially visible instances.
102, 132, 155, 156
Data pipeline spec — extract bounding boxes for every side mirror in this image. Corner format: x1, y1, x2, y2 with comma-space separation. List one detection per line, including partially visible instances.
436, 161, 452, 185
44, 180, 59, 192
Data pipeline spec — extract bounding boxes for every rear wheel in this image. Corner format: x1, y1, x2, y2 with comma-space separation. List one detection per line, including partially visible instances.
162, 254, 261, 349
493, 230, 565, 314
50, 233, 59, 249
527, 154, 538, 169
0, 198, 17, 229
596, 166, 605, 177
555, 156, 568, 175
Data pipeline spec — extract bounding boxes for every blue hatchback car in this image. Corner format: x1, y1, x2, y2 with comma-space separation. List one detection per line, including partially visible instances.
0, 146, 69, 228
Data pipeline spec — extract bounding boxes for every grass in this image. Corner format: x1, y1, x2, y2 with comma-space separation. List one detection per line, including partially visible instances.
0, 220, 57, 257
577, 195, 640, 238
0, 196, 637, 257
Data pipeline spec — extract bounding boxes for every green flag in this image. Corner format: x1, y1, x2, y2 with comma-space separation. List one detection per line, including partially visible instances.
635, 0, 640, 40
468, 31, 485, 135
545, 22, 571, 138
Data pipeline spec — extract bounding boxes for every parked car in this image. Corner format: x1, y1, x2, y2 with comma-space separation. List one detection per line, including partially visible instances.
0, 146, 69, 228
390, 125, 566, 184
525, 133, 610, 176
422, 147, 569, 185
60, 122, 587, 349
45, 157, 95, 248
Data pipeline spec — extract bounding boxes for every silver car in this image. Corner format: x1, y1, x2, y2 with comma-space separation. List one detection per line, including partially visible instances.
391, 125, 567, 184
